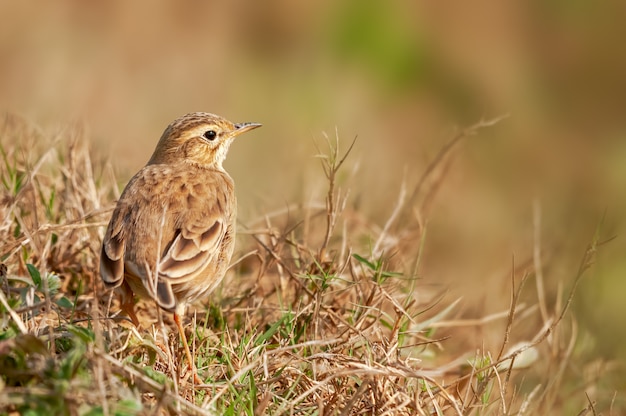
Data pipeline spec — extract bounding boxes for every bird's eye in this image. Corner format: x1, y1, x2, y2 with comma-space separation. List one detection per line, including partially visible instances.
203, 130, 217, 141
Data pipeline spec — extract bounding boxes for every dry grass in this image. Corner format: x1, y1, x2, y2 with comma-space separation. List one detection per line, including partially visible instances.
0, 112, 615, 415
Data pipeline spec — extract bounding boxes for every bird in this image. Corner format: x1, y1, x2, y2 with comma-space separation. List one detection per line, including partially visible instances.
100, 112, 261, 383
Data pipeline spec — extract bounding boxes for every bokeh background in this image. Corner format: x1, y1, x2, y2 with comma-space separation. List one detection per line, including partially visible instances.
1, 0, 625, 397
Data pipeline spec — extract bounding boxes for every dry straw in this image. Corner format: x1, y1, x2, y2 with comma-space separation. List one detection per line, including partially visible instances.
0, 113, 607, 415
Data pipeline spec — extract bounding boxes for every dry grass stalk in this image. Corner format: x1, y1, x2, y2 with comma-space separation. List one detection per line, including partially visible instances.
0, 113, 611, 415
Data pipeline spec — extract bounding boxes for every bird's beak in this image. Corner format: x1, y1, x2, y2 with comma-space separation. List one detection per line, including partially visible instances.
233, 122, 262, 136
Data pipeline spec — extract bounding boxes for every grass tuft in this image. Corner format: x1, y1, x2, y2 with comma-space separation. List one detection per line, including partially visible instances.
0, 113, 616, 415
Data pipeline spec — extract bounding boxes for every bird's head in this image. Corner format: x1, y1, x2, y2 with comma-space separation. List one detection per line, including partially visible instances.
148, 112, 261, 169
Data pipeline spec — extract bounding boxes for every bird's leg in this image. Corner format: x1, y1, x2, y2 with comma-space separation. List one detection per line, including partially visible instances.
173, 312, 203, 385
121, 296, 140, 327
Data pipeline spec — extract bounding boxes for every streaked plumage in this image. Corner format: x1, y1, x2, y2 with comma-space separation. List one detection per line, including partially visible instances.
100, 112, 260, 382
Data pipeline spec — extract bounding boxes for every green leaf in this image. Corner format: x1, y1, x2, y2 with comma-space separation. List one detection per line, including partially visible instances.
84, 399, 143, 416
59, 342, 86, 380
66, 325, 95, 344
56, 296, 74, 309
352, 253, 376, 270
248, 371, 258, 414
143, 366, 168, 384
82, 406, 105, 416
114, 400, 143, 416
27, 263, 41, 286
255, 315, 288, 347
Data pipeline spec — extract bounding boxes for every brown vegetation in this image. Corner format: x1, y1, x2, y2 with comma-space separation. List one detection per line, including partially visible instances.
0, 113, 613, 415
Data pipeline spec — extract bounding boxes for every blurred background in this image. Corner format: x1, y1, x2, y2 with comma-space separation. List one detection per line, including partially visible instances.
1, 0, 625, 398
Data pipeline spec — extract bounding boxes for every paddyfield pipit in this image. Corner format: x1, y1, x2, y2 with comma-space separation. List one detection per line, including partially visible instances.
100, 112, 261, 382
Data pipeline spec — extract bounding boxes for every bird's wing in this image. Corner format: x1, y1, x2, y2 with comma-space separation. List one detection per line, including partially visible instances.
159, 215, 225, 280
100, 204, 127, 288
152, 197, 230, 311
100, 165, 234, 312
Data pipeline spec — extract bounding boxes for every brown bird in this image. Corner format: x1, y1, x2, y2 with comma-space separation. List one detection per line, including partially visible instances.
100, 112, 261, 383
